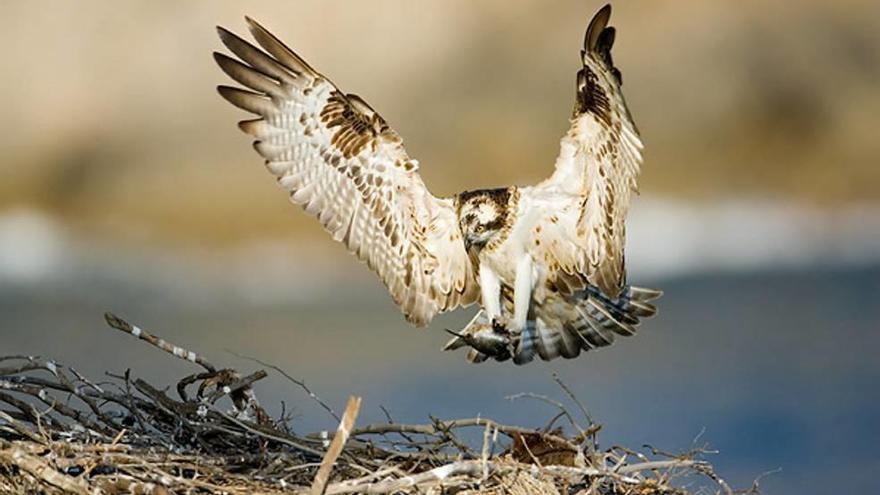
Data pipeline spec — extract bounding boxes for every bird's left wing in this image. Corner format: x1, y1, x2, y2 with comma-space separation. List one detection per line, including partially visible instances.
535, 5, 643, 298
214, 18, 479, 326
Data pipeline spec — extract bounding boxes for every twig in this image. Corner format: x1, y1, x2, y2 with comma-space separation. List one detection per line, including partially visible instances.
480, 422, 494, 481
207, 404, 324, 457
353, 417, 550, 439
740, 467, 781, 495
552, 372, 594, 426
104, 312, 216, 373
616, 459, 701, 474
204, 370, 268, 404
0, 410, 45, 444
506, 392, 583, 433
310, 396, 362, 495
0, 379, 114, 438
378, 404, 418, 448
227, 350, 340, 422
0, 442, 89, 494
323, 460, 653, 494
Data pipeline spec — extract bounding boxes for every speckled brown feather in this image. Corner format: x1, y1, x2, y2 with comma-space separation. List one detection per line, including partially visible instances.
538, 4, 643, 298
215, 18, 479, 326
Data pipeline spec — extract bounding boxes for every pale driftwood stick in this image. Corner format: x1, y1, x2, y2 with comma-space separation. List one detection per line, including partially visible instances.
0, 356, 40, 363
0, 391, 45, 425
323, 460, 638, 495
0, 362, 46, 376
104, 312, 216, 373
0, 410, 44, 444
324, 457, 709, 495
615, 459, 702, 474
0, 357, 120, 432
0, 380, 113, 438
479, 422, 493, 481
10, 374, 155, 428
323, 460, 486, 494
310, 396, 362, 495
321, 467, 398, 493
353, 417, 544, 438
352, 416, 580, 457
0, 442, 90, 495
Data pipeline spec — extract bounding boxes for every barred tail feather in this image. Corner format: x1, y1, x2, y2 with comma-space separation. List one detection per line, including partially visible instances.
442, 284, 661, 365
517, 284, 661, 365
580, 284, 660, 340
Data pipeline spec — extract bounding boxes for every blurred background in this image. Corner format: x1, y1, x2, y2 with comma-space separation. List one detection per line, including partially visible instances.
2, 1, 878, 493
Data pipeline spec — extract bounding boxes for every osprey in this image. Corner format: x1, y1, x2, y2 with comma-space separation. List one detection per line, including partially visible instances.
214, 4, 661, 364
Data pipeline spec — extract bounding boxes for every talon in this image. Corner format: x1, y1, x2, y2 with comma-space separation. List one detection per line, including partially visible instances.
506, 334, 519, 358
491, 318, 510, 334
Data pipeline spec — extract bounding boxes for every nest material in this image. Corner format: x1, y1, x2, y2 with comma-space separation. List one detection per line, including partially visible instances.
0, 312, 736, 494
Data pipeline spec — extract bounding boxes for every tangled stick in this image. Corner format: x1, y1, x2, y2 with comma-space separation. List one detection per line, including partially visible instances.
0, 312, 739, 494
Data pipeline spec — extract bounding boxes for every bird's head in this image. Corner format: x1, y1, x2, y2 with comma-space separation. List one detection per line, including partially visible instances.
456, 188, 512, 251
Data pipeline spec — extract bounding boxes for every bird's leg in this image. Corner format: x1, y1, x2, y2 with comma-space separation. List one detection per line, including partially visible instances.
512, 255, 535, 335
479, 266, 503, 327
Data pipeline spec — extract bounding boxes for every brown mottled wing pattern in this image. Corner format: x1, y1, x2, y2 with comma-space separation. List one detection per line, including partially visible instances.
214, 18, 479, 326
537, 5, 643, 298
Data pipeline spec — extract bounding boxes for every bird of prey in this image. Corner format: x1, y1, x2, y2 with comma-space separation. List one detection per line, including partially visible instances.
214, 4, 661, 364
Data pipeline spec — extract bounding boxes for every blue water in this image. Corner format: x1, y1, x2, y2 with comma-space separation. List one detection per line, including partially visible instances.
2, 265, 879, 494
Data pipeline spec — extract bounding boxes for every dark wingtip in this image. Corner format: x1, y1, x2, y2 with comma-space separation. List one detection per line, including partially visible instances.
585, 4, 613, 53
216, 25, 232, 39
244, 15, 270, 39
216, 85, 237, 101
216, 25, 250, 49
215, 26, 242, 51
597, 26, 616, 53
244, 15, 269, 36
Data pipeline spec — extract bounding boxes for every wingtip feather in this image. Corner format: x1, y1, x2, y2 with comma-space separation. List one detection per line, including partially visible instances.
585, 4, 612, 53
244, 16, 317, 76
216, 25, 238, 45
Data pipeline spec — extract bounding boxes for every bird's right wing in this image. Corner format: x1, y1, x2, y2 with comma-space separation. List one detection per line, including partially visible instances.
214, 18, 479, 326
535, 5, 644, 298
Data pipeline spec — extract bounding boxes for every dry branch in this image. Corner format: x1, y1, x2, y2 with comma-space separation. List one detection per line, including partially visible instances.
310, 396, 361, 495
104, 312, 216, 373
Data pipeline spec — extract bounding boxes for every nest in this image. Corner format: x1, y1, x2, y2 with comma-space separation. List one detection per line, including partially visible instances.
0, 312, 739, 494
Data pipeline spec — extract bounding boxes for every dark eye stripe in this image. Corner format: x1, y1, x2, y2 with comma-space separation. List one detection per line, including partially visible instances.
483, 218, 504, 231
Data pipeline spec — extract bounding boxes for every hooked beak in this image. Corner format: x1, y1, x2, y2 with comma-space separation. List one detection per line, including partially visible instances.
463, 233, 485, 252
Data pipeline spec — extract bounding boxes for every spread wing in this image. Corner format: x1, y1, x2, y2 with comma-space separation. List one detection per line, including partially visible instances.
536, 4, 643, 298
214, 18, 479, 326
